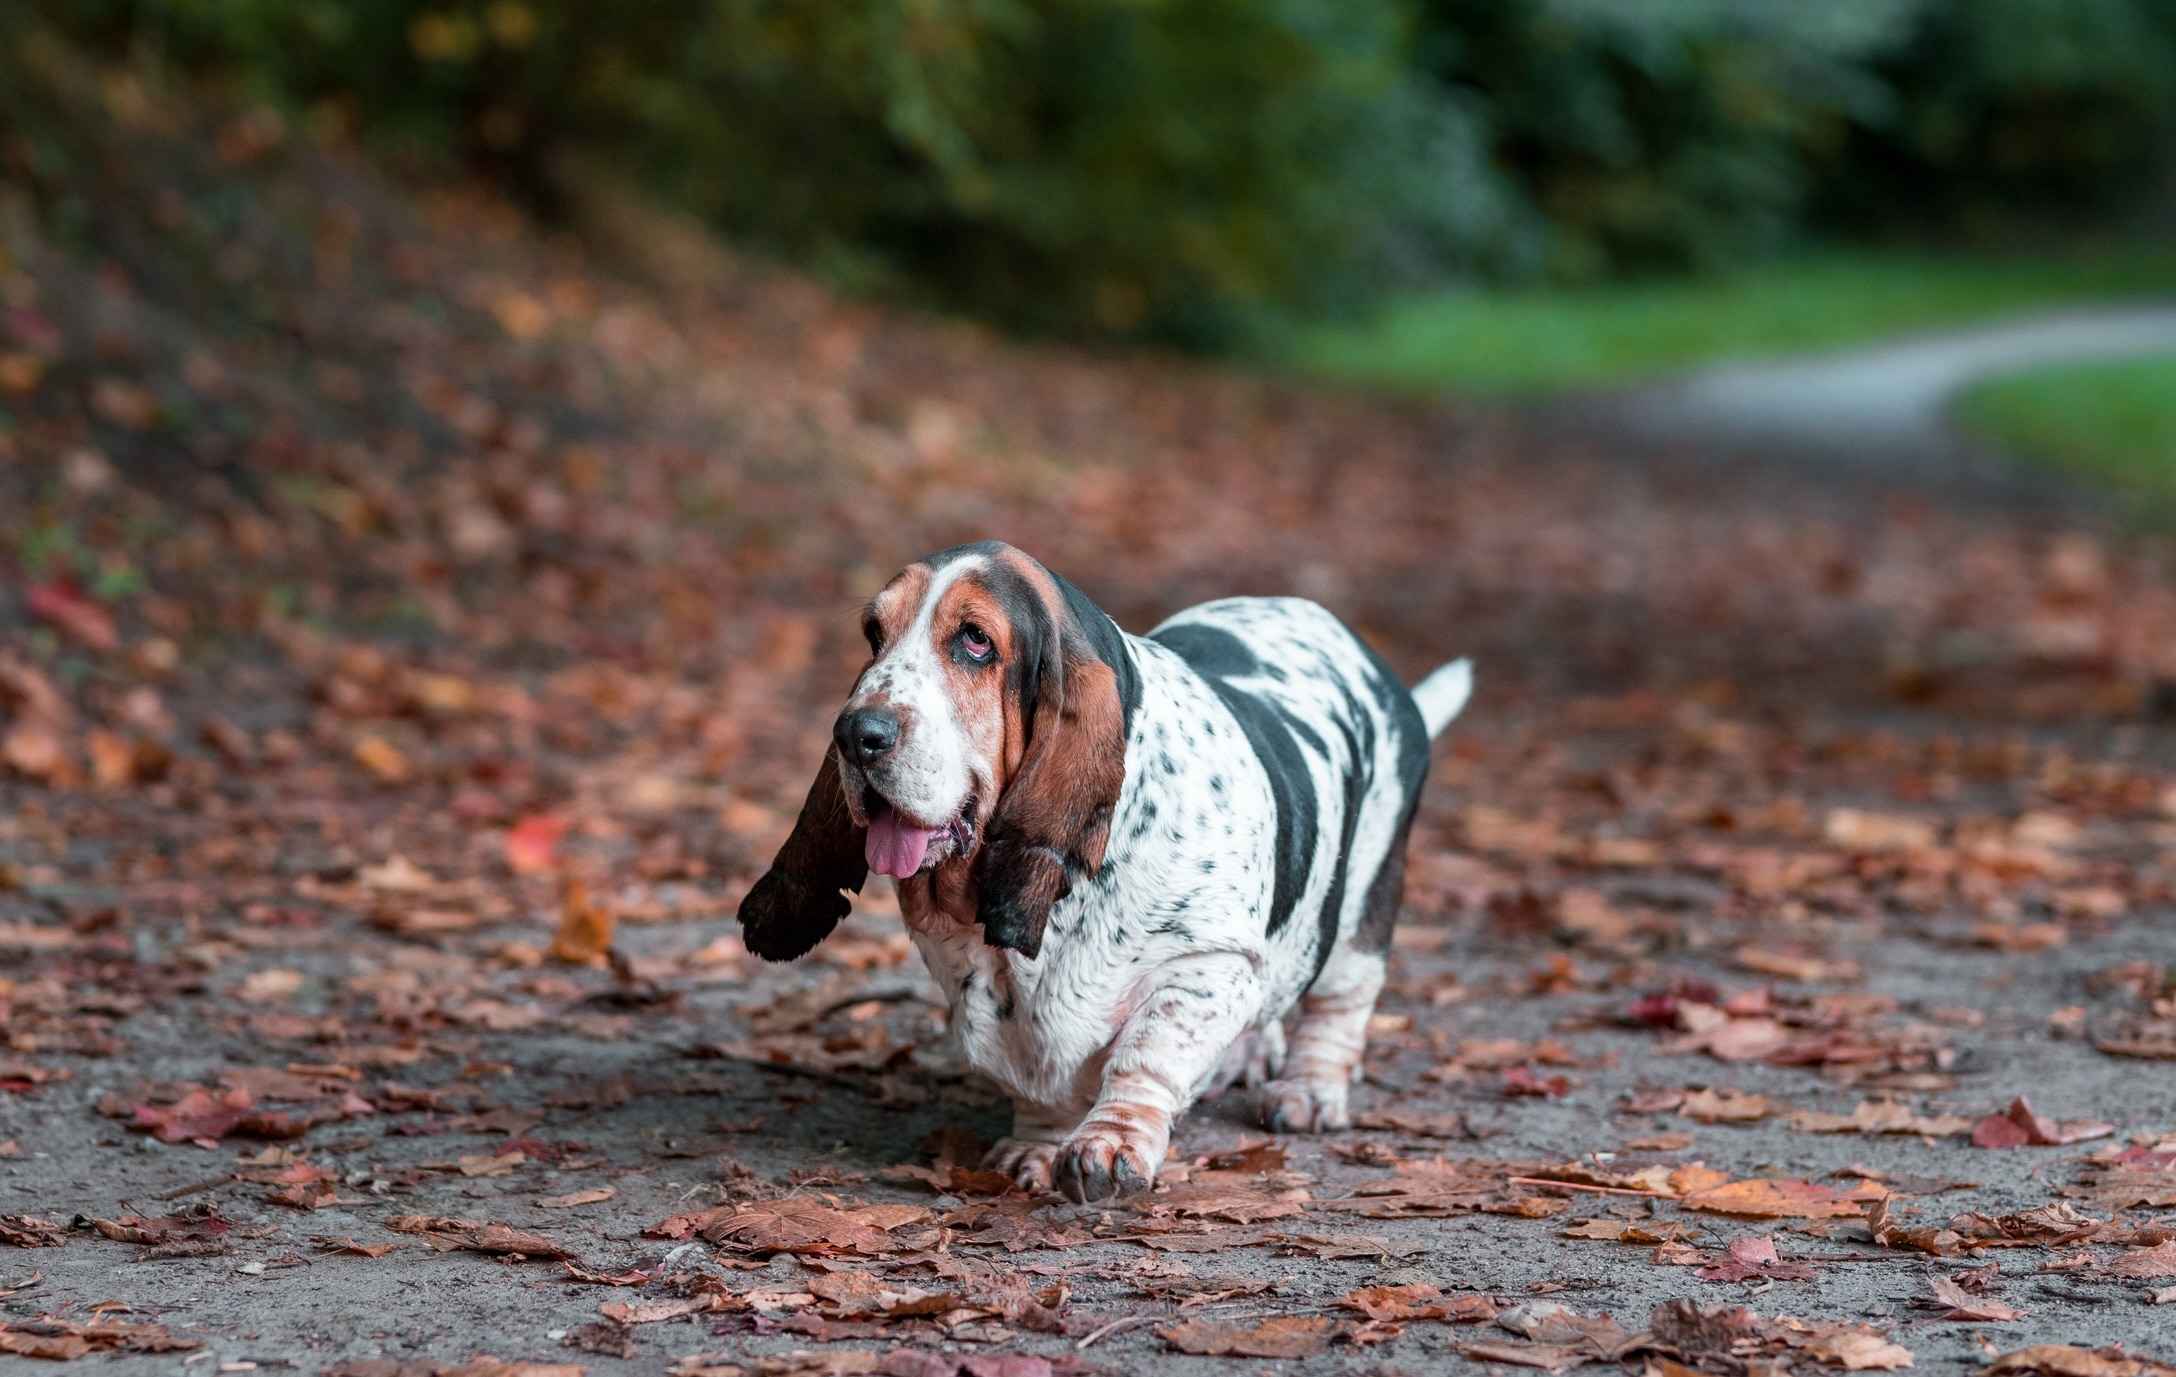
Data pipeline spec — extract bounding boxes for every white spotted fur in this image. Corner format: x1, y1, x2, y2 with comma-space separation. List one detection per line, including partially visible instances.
892, 594, 1469, 1182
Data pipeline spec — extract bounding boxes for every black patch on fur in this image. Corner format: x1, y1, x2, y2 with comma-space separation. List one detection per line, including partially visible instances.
1305, 708, 1372, 985
1151, 623, 1325, 937
1350, 645, 1434, 956
1051, 570, 1141, 734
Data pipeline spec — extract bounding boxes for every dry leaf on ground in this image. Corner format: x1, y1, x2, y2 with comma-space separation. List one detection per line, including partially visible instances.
385, 1216, 571, 1259
1680, 1179, 1876, 1220
1972, 1097, 2115, 1149
1157, 1316, 1336, 1358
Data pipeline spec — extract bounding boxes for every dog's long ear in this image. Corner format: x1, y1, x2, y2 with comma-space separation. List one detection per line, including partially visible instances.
975, 567, 1137, 958
737, 746, 868, 961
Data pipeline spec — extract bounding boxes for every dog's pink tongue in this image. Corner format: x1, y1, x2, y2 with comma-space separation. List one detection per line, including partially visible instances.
865, 805, 937, 879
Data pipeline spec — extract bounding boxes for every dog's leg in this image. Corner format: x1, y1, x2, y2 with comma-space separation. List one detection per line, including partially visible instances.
1055, 952, 1261, 1203
1258, 940, 1385, 1132
984, 1103, 1079, 1193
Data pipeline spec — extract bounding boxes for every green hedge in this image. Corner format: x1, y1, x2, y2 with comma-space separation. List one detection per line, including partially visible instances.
20, 0, 2176, 341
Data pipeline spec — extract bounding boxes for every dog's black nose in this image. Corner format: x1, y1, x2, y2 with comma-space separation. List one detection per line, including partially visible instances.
834, 708, 901, 767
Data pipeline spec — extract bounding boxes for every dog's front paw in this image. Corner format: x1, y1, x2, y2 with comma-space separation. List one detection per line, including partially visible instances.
984, 1136, 1062, 1194
1053, 1118, 1163, 1203
1257, 1075, 1351, 1133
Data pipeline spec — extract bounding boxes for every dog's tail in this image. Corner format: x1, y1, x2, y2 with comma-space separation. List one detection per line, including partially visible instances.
1410, 658, 1473, 739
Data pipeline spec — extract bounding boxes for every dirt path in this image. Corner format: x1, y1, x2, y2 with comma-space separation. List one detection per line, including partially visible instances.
1622, 302, 2176, 464
7, 79, 2176, 1377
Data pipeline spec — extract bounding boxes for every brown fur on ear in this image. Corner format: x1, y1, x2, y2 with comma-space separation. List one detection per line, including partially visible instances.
975, 566, 1135, 958
737, 746, 868, 961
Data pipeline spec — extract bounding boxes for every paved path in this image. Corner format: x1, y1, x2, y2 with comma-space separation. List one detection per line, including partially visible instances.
1623, 300, 2176, 460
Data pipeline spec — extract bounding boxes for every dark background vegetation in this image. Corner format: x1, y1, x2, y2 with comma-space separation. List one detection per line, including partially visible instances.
10, 0, 2176, 342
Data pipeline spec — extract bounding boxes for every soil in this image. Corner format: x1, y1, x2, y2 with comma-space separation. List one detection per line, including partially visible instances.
5, 53, 2176, 1377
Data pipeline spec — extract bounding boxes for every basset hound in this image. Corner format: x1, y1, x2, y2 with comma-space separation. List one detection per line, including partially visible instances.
738, 541, 1471, 1202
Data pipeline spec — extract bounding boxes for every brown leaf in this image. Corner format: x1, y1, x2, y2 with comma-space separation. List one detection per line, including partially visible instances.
1928, 1277, 2024, 1322
1342, 1283, 1498, 1323
1680, 1088, 1771, 1123
384, 1215, 571, 1258
1866, 1199, 1965, 1255
2108, 1241, 2176, 1279
1798, 1328, 1916, 1370
1949, 1202, 2105, 1245
649, 1199, 929, 1255
353, 734, 412, 783
0, 1215, 68, 1247
1156, 1316, 1335, 1358
1680, 1179, 1875, 1220
313, 1236, 398, 1258
1984, 1348, 2176, 1377
1351, 1108, 1472, 1138
1790, 1100, 1974, 1137
551, 879, 614, 966
600, 1296, 728, 1325
538, 1188, 616, 1209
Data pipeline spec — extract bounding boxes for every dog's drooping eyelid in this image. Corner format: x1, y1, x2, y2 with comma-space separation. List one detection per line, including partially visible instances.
955, 622, 996, 665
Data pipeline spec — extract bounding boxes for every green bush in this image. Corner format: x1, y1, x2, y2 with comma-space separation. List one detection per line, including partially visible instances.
20, 0, 2176, 341
42, 0, 1443, 342
1817, 0, 2176, 238
1409, 0, 1913, 279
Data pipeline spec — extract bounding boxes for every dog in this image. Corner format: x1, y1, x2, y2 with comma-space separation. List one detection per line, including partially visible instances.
737, 541, 1470, 1202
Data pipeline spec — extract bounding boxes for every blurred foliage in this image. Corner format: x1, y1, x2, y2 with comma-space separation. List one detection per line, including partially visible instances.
1821, 0, 2176, 238
1410, 0, 1912, 279
9, 0, 2176, 341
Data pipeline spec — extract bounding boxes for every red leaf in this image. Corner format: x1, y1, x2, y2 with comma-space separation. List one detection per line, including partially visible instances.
505, 813, 564, 874
24, 582, 118, 651
1971, 1096, 2115, 1150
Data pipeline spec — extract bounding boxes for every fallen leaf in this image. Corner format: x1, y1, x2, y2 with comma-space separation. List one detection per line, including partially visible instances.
0, 1215, 68, 1247
1927, 1277, 2023, 1322
1351, 1108, 1471, 1138
552, 879, 614, 966
1680, 1179, 1872, 1220
649, 1199, 929, 1255
312, 1236, 398, 1257
1790, 1100, 1974, 1137
385, 1215, 571, 1258
2108, 1241, 2176, 1279
1342, 1283, 1499, 1323
539, 1188, 616, 1209
1972, 1097, 2115, 1149
601, 1296, 729, 1325
353, 734, 412, 783
1825, 809, 1935, 853
1681, 1088, 1771, 1123
506, 814, 565, 874
1157, 1316, 1335, 1358
1799, 1328, 1915, 1370
1503, 1066, 1573, 1097
1697, 1235, 1816, 1282
1984, 1347, 2176, 1377
128, 1085, 309, 1144
237, 968, 306, 1004
23, 582, 118, 651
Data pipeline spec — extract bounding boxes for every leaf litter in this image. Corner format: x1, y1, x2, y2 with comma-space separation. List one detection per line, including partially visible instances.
3, 37, 2176, 1376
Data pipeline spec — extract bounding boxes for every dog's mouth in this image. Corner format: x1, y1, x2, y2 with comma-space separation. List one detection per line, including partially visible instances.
862, 791, 976, 879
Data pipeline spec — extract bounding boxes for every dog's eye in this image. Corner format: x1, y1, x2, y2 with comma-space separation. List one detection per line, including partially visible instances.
957, 626, 994, 663
863, 618, 883, 654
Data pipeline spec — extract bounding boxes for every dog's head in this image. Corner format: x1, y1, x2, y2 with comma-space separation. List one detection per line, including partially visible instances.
738, 542, 1136, 961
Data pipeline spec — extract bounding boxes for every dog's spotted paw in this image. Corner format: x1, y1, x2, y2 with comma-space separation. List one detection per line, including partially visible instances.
983, 1136, 1061, 1193
1053, 1119, 1161, 1203
1257, 1075, 1351, 1133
